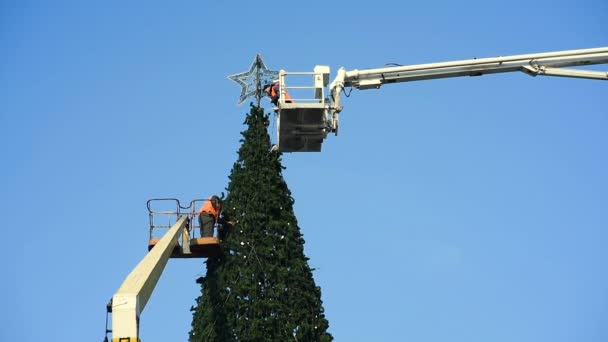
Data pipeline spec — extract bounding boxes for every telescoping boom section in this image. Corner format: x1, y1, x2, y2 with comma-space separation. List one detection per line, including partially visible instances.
274, 47, 608, 153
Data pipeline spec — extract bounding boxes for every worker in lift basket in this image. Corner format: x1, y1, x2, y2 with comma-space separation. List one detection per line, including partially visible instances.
198, 195, 222, 238
263, 82, 293, 106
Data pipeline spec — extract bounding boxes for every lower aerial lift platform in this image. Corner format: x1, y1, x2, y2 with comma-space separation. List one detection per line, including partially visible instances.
146, 198, 221, 258
105, 198, 224, 342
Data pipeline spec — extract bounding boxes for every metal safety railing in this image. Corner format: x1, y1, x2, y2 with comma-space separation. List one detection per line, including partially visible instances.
278, 70, 327, 105
146, 198, 216, 240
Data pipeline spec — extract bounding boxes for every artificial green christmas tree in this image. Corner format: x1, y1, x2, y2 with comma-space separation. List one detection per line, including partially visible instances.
190, 105, 332, 341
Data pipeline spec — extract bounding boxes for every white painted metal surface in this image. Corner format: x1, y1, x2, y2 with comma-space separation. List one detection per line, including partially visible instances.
111, 215, 188, 341
338, 47, 608, 90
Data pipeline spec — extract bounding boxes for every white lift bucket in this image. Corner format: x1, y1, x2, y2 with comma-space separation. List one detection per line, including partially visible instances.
276, 66, 330, 152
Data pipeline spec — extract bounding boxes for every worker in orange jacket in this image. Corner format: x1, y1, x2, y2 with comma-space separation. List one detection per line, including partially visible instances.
263, 82, 293, 106
198, 195, 222, 238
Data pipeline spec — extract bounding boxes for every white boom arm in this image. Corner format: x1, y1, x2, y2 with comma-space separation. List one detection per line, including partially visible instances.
110, 215, 188, 342
327, 47, 608, 132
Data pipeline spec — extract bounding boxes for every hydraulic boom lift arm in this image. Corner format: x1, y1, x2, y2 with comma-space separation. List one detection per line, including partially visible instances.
108, 215, 189, 342
327, 47, 608, 132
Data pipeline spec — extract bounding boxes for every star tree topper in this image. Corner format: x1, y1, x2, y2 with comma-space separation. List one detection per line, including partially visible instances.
227, 54, 278, 106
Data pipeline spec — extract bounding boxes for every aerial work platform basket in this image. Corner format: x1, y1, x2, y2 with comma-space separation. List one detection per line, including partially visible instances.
147, 198, 221, 258
276, 66, 332, 152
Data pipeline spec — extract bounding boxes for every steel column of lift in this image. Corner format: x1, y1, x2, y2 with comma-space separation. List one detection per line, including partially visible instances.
111, 215, 189, 342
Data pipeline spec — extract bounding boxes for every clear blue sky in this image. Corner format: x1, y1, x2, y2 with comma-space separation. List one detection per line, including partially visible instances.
2, 1, 607, 341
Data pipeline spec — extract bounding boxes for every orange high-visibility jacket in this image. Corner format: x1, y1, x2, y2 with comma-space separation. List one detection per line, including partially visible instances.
199, 197, 220, 220
270, 83, 293, 103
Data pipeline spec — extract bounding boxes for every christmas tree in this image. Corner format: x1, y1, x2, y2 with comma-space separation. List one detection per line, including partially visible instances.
190, 105, 332, 341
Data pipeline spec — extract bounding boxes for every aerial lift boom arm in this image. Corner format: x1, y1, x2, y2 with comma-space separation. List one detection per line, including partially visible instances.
109, 215, 189, 342
328, 47, 608, 123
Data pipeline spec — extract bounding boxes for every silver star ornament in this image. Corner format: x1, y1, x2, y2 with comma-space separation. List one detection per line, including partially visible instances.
227, 54, 278, 105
